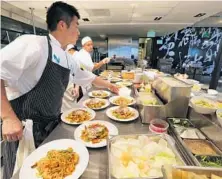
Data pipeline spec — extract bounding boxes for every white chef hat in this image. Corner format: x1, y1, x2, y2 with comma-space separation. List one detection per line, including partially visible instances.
81, 36, 92, 46
66, 44, 74, 52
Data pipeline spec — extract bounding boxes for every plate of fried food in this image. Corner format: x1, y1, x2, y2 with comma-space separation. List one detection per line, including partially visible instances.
106, 106, 139, 122
20, 139, 89, 179
74, 120, 118, 148
61, 108, 96, 125
109, 96, 136, 106
88, 90, 111, 98
83, 98, 110, 110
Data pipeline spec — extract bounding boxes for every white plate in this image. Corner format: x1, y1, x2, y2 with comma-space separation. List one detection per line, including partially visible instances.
109, 96, 136, 106
110, 78, 122, 83
19, 139, 89, 179
83, 98, 110, 110
74, 120, 119, 148
61, 108, 96, 125
106, 106, 139, 122
88, 90, 111, 98
116, 81, 133, 87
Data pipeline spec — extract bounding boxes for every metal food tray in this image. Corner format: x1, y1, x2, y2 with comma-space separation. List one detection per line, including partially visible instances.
167, 118, 206, 140
162, 165, 222, 179
134, 91, 166, 124
107, 133, 186, 179
152, 76, 191, 102
177, 137, 222, 166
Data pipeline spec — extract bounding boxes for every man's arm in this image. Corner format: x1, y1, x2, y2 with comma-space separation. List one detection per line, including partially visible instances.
92, 76, 119, 94
1, 80, 23, 141
92, 58, 110, 71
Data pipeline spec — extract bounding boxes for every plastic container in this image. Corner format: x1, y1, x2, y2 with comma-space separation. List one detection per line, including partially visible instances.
149, 119, 169, 134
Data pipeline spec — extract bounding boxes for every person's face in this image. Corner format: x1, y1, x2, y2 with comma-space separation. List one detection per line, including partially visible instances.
58, 16, 80, 46
83, 41, 93, 53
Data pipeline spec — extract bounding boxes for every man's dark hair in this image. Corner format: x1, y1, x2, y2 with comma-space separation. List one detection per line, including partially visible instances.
46, 1, 80, 31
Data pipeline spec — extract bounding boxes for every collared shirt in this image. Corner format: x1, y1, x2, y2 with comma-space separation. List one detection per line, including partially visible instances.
75, 49, 94, 72
0, 34, 96, 100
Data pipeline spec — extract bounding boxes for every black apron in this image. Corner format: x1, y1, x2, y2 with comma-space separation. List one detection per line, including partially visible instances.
2, 35, 70, 179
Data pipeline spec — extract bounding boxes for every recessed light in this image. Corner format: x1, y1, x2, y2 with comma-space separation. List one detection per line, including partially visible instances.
82, 18, 90, 22
219, 20, 222, 23
194, 13, 206, 17
132, 13, 141, 18
154, 17, 162, 21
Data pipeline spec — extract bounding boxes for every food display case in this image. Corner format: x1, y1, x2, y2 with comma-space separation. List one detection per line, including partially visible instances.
167, 117, 222, 168
162, 165, 222, 179
107, 134, 186, 179
135, 76, 192, 124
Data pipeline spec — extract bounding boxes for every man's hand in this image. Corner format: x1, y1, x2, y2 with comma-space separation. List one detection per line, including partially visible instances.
109, 84, 119, 94
102, 57, 110, 64
2, 117, 23, 142
71, 86, 79, 98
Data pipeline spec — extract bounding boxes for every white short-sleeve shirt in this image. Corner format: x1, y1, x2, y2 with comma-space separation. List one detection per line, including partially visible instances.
0, 34, 96, 100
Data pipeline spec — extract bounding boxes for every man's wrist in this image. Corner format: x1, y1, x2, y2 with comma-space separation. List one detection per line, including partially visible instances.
1, 108, 15, 121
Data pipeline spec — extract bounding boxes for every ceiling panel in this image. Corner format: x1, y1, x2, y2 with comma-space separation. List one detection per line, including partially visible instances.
131, 16, 159, 22
4, 0, 222, 37
133, 1, 178, 8
133, 7, 172, 16
78, 1, 132, 9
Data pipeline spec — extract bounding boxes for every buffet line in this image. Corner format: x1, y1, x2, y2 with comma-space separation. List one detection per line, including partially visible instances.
14, 69, 222, 179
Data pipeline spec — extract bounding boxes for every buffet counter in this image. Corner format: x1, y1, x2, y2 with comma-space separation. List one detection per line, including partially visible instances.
12, 87, 150, 179
11, 76, 222, 179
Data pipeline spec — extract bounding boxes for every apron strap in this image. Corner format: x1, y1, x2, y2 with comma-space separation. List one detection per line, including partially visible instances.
46, 35, 52, 61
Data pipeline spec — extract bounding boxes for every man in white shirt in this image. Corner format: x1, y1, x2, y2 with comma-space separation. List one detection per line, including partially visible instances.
75, 36, 110, 94
0, 2, 118, 178
76, 36, 110, 72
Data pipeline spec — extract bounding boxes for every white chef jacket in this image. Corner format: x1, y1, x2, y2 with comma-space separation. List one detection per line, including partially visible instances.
75, 49, 94, 72
0, 34, 96, 100
74, 49, 94, 94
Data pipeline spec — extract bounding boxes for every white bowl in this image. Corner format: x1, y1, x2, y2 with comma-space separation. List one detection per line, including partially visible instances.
207, 89, 218, 96
184, 79, 199, 85
216, 109, 222, 127
190, 96, 217, 114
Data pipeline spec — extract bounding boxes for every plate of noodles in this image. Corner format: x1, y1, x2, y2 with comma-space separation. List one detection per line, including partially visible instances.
106, 106, 139, 122
83, 98, 110, 110
88, 90, 111, 98
61, 108, 96, 125
19, 139, 89, 179
74, 120, 118, 148
109, 96, 136, 106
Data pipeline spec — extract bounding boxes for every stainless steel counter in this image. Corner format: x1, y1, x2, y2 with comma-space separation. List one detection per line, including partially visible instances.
11, 88, 222, 179
11, 89, 150, 179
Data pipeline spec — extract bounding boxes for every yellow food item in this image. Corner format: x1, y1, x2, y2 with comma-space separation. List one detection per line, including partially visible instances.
217, 102, 222, 109
218, 112, 222, 118
92, 90, 108, 98
194, 100, 215, 108
122, 72, 135, 80
192, 84, 201, 92
142, 98, 157, 106
31, 148, 79, 179
86, 99, 106, 109
172, 169, 208, 179
112, 107, 135, 119
81, 123, 108, 144
113, 97, 134, 106
66, 109, 91, 123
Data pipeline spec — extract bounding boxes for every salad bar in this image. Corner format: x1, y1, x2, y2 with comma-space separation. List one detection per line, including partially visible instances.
12, 69, 222, 179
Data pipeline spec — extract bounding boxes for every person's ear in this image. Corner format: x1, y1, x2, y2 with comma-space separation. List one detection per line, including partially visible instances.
57, 20, 67, 31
